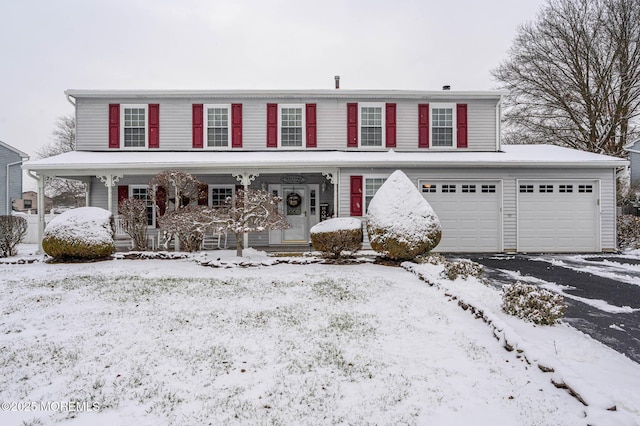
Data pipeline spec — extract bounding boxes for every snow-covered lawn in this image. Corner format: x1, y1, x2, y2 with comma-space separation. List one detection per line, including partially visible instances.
1, 248, 639, 425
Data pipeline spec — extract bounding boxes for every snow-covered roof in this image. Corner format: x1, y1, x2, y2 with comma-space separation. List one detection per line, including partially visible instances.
65, 89, 505, 101
23, 145, 627, 176
624, 139, 640, 151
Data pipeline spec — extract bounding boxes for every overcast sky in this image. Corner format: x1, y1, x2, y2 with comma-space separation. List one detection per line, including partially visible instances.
1, 0, 546, 163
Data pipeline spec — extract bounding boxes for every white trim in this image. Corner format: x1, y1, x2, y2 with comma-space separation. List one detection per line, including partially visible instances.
429, 103, 457, 149
203, 104, 231, 150
120, 104, 148, 150
66, 89, 507, 100
358, 103, 386, 149
278, 104, 306, 149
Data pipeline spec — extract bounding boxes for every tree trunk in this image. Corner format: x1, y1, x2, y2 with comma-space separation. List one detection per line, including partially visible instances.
236, 232, 243, 257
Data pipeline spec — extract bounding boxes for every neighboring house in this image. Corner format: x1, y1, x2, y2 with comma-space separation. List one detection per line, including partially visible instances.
12, 191, 53, 213
625, 139, 640, 184
0, 140, 29, 215
23, 89, 628, 253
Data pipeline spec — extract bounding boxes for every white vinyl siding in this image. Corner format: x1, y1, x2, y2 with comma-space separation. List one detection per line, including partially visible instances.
74, 97, 500, 151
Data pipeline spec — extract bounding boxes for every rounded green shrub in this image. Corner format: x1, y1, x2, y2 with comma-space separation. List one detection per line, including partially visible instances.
42, 207, 115, 261
366, 170, 442, 260
502, 282, 566, 325
310, 218, 362, 258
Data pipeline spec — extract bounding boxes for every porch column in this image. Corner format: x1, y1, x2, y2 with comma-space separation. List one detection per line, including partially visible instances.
96, 174, 123, 214
81, 179, 90, 207
36, 175, 47, 254
322, 170, 339, 217
232, 172, 259, 251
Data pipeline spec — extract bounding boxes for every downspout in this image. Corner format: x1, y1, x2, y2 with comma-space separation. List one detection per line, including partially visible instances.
6, 160, 25, 215
496, 96, 502, 151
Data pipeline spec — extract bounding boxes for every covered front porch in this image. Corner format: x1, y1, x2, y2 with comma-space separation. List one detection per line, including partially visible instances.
26, 164, 339, 252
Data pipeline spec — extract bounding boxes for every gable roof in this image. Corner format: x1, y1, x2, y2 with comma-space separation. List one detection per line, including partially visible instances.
0, 140, 29, 159
65, 89, 506, 101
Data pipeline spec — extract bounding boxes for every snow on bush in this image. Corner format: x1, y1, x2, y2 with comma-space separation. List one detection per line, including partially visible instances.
442, 259, 484, 281
0, 215, 27, 257
310, 217, 362, 258
366, 170, 442, 260
502, 282, 566, 325
42, 207, 115, 260
618, 215, 640, 250
119, 198, 150, 251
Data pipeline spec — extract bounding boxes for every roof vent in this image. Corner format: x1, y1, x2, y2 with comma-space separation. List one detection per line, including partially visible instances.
442, 85, 451, 91
335, 75, 340, 89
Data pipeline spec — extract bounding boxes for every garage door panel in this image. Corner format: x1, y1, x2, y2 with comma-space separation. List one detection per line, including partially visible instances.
420, 180, 501, 252
518, 180, 598, 252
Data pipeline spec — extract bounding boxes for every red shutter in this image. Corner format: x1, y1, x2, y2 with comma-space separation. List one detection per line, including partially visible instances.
418, 104, 429, 148
350, 175, 363, 216
231, 104, 242, 148
347, 103, 358, 147
385, 103, 396, 148
156, 186, 166, 217
148, 104, 159, 148
192, 104, 203, 148
266, 103, 278, 147
198, 182, 208, 206
109, 104, 120, 148
457, 103, 468, 148
306, 103, 317, 148
117, 185, 128, 213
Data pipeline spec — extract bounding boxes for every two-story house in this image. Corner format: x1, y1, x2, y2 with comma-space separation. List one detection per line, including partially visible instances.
23, 89, 627, 253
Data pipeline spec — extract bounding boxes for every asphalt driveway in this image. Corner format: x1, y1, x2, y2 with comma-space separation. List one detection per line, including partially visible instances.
458, 253, 640, 364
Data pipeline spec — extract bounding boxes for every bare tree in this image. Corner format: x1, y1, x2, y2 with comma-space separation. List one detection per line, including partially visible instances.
149, 170, 206, 250
37, 115, 86, 207
492, 0, 640, 157
218, 188, 289, 257
118, 198, 150, 251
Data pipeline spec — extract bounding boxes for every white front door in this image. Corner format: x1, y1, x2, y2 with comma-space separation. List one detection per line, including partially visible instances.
282, 186, 307, 242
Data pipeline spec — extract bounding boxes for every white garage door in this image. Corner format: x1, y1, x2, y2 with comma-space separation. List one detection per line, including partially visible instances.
419, 180, 502, 252
517, 180, 599, 252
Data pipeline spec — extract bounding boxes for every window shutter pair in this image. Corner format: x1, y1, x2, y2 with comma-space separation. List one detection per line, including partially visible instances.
192, 104, 243, 148
108, 104, 159, 148
418, 103, 467, 148
266, 103, 317, 148
346, 103, 397, 148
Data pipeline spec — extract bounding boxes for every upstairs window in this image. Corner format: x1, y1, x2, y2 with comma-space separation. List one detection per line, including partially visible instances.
280, 106, 303, 147
360, 104, 384, 147
431, 104, 455, 147
206, 105, 230, 148
122, 105, 148, 148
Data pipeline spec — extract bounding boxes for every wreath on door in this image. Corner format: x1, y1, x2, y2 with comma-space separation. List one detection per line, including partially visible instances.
286, 192, 302, 207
